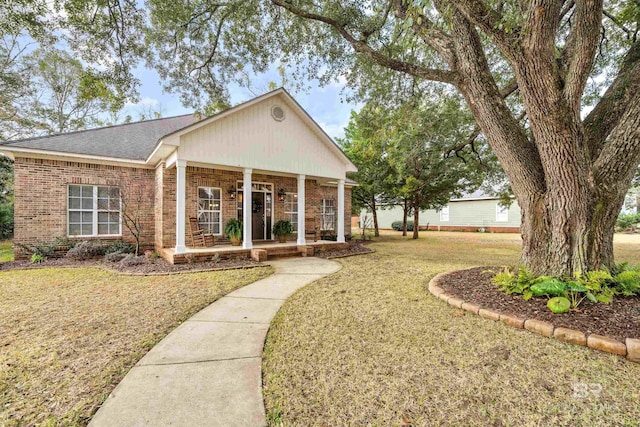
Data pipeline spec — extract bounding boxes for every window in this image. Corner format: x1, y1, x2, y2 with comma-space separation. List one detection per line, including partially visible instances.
440, 205, 450, 221
320, 199, 336, 231
496, 203, 509, 222
284, 193, 298, 232
198, 187, 222, 235
68, 185, 121, 237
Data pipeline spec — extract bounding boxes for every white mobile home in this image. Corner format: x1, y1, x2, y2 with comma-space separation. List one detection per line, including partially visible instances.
366, 190, 521, 233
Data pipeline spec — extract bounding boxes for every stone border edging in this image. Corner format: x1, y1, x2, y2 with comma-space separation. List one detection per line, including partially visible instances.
428, 270, 640, 364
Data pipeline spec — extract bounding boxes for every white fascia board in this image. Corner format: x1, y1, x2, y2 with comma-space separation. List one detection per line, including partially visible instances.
165, 150, 178, 169
0, 146, 151, 168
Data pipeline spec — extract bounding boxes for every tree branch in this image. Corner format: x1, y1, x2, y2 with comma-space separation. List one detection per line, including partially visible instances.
448, 9, 545, 196
270, 0, 459, 84
594, 90, 640, 187
449, 0, 521, 59
583, 40, 640, 160
560, 0, 604, 112
392, 0, 456, 66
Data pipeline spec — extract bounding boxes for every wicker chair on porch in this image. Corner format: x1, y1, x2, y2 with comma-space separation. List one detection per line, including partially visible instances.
189, 217, 215, 247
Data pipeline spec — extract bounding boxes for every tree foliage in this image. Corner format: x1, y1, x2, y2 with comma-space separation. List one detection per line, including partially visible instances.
3, 0, 640, 276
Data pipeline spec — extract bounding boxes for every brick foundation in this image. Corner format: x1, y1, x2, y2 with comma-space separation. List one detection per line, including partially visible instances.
424, 225, 520, 233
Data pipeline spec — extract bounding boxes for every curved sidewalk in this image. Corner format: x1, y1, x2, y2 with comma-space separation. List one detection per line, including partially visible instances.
89, 257, 342, 427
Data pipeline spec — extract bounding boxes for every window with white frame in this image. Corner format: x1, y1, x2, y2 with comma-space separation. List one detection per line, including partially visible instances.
496, 203, 509, 222
68, 185, 121, 237
440, 204, 450, 221
284, 193, 298, 232
198, 187, 222, 235
320, 199, 336, 230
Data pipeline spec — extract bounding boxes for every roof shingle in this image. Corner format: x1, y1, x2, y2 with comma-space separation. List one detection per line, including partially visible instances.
0, 114, 200, 160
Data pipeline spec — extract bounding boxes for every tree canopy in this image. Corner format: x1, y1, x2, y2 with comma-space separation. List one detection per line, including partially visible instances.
3, 0, 640, 276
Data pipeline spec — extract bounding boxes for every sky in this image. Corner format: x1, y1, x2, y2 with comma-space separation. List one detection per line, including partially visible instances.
121, 65, 360, 141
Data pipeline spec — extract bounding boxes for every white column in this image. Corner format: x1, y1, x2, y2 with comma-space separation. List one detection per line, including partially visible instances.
337, 179, 345, 243
297, 174, 306, 245
175, 160, 187, 254
242, 168, 253, 249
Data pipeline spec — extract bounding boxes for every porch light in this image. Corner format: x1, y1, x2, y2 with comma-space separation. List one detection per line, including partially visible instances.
227, 186, 236, 200
277, 188, 286, 201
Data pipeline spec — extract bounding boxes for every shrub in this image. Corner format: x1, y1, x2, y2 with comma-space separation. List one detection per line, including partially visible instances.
272, 220, 293, 236
104, 252, 128, 262
119, 254, 148, 268
224, 219, 243, 240
66, 240, 105, 260
105, 240, 135, 254
493, 264, 639, 314
0, 202, 14, 239
30, 253, 44, 264
391, 220, 414, 231
616, 213, 640, 231
15, 240, 58, 258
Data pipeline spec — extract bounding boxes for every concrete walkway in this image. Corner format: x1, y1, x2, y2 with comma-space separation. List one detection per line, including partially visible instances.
89, 257, 341, 427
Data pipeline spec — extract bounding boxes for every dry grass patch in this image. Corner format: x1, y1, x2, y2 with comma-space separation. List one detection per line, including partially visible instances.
263, 231, 640, 426
0, 265, 272, 426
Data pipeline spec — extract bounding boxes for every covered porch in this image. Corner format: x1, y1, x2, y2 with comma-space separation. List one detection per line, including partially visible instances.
160, 238, 348, 264
148, 89, 357, 263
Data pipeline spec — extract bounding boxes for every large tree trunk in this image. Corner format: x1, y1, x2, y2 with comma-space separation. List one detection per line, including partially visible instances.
370, 197, 380, 237
402, 198, 408, 237
518, 189, 625, 276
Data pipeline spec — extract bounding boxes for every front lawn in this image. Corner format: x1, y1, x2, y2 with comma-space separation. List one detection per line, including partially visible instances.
0, 240, 12, 262
0, 265, 272, 426
263, 231, 640, 426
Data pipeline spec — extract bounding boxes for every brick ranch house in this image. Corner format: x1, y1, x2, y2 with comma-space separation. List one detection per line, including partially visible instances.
0, 89, 357, 263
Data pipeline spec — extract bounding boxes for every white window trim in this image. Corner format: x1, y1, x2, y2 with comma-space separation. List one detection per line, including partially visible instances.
197, 186, 223, 236
440, 205, 450, 222
67, 185, 122, 238
284, 192, 298, 232
321, 198, 336, 231
496, 203, 509, 222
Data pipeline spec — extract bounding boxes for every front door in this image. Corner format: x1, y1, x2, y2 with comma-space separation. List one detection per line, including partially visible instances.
252, 192, 270, 240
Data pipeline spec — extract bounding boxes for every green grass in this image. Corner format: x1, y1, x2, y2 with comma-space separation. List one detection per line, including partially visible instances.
0, 240, 13, 262
263, 231, 640, 427
0, 265, 273, 426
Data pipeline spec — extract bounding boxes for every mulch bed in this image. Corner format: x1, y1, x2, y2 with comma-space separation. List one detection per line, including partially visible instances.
439, 267, 640, 342
0, 256, 262, 275
314, 242, 374, 259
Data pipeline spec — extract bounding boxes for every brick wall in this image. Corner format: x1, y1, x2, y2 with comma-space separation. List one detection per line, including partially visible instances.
160, 166, 353, 248
13, 157, 156, 258
12, 157, 354, 258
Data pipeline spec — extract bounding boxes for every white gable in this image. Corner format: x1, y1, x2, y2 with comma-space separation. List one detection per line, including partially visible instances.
173, 91, 355, 180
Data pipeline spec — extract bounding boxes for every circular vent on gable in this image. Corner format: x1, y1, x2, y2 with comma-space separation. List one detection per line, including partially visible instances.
271, 105, 285, 121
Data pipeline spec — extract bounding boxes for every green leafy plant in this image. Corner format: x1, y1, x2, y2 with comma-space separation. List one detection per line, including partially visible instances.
613, 270, 640, 296
530, 278, 566, 296
493, 264, 638, 314
491, 266, 537, 300
30, 253, 44, 264
224, 219, 243, 244
547, 297, 571, 314
272, 220, 293, 236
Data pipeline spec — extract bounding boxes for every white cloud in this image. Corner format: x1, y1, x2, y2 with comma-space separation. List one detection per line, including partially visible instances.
318, 120, 349, 141
125, 97, 160, 108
